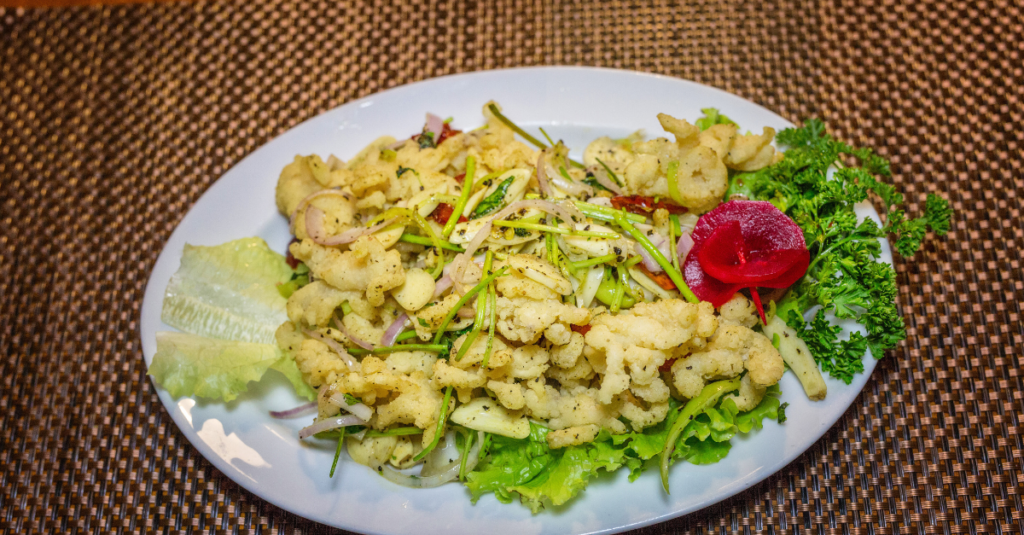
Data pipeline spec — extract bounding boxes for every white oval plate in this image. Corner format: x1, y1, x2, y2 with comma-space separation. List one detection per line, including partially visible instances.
140, 67, 887, 535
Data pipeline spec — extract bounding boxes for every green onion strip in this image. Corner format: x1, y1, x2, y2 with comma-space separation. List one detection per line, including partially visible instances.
458, 429, 475, 481
348, 344, 448, 356
432, 266, 510, 344
414, 386, 454, 462
573, 201, 646, 223
329, 426, 347, 478
399, 233, 464, 252
615, 214, 697, 303
443, 156, 476, 239
568, 253, 618, 271
660, 378, 740, 493
492, 219, 619, 239
481, 284, 497, 368
487, 104, 584, 169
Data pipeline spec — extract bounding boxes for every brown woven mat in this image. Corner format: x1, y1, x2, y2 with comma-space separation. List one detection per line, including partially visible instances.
2, 0, 1021, 533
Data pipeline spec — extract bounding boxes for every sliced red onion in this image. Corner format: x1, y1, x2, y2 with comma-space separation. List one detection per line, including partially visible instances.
433, 275, 453, 298
327, 392, 374, 421
535, 151, 552, 197
425, 113, 444, 143
381, 313, 408, 347
634, 241, 663, 273
551, 174, 595, 197
306, 206, 399, 246
298, 414, 365, 439
387, 139, 408, 150
333, 313, 373, 350
590, 166, 624, 194
377, 431, 483, 488
288, 188, 349, 234
677, 231, 694, 264
269, 401, 317, 419
303, 328, 361, 371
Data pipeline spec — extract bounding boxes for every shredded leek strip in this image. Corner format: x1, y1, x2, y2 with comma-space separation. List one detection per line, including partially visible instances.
610, 267, 625, 313
568, 253, 618, 271
486, 104, 584, 169
573, 201, 646, 223
458, 428, 475, 481
410, 211, 447, 279
624, 255, 643, 268
594, 157, 624, 187
329, 426, 346, 478
432, 266, 510, 344
444, 156, 476, 238
399, 233, 464, 252
666, 160, 682, 205
348, 344, 447, 356
481, 285, 497, 368
414, 386, 453, 461
492, 220, 619, 239
615, 215, 697, 303
340, 301, 353, 315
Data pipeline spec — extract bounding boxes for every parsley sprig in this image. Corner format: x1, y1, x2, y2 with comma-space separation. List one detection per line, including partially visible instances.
727, 119, 951, 383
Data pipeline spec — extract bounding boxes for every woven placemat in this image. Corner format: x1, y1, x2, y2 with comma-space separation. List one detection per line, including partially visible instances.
1, 1, 1021, 533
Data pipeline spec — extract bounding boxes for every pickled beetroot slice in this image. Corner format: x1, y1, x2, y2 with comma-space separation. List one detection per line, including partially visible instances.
697, 220, 805, 283
684, 200, 809, 307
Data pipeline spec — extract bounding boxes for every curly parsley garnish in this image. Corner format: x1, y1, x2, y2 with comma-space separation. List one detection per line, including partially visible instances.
728, 119, 951, 383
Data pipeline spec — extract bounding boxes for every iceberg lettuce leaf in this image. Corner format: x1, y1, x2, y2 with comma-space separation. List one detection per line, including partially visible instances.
149, 331, 314, 402
162, 237, 292, 345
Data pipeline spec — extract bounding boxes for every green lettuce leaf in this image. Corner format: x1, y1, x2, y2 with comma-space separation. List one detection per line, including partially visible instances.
464, 384, 787, 512
149, 331, 314, 402
162, 237, 292, 344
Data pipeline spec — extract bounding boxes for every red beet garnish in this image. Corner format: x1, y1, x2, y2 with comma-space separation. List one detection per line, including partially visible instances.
610, 195, 688, 215
683, 200, 809, 323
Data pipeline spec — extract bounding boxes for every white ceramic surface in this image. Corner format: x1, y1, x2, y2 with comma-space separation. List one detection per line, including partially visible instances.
140, 67, 888, 535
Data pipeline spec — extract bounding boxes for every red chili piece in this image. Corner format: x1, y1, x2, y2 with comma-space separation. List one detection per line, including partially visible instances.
285, 237, 301, 269
412, 122, 461, 147
436, 122, 461, 145
429, 203, 468, 225
610, 195, 688, 215
571, 324, 592, 336
682, 200, 809, 324
638, 263, 677, 291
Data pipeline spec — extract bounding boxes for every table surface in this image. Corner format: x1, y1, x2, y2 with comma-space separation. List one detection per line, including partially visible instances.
1, 1, 1021, 534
